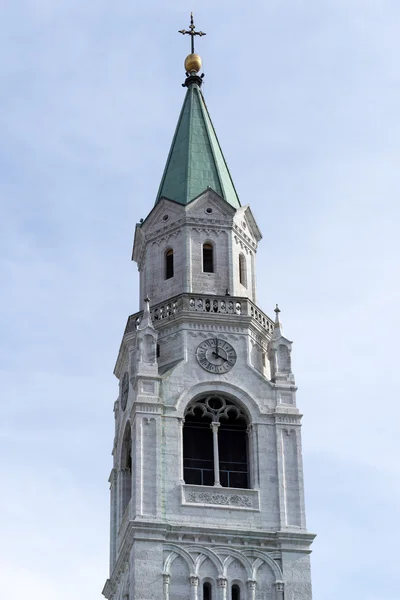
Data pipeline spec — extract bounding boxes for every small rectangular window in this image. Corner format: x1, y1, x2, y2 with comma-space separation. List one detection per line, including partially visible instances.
203, 244, 214, 273
239, 254, 247, 287
165, 249, 174, 279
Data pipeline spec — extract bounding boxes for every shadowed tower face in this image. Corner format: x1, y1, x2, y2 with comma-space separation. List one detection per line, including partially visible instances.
103, 15, 315, 600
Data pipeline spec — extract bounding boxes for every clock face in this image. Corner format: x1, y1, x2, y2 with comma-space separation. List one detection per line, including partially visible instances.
120, 372, 129, 411
196, 338, 237, 374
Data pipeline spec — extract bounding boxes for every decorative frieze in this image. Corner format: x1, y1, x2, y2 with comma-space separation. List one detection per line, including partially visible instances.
182, 484, 260, 510
233, 223, 257, 249
134, 404, 161, 413
275, 415, 301, 425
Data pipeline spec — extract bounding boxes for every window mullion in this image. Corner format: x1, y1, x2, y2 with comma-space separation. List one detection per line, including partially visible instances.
210, 421, 221, 487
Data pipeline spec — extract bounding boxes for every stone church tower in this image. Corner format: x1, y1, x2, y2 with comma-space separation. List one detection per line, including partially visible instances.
103, 16, 315, 600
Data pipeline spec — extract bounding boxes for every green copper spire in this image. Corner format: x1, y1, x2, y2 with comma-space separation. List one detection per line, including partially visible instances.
155, 15, 240, 208
155, 82, 241, 208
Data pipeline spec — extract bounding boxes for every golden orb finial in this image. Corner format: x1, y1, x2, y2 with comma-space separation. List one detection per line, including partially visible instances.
185, 53, 202, 73
179, 13, 206, 73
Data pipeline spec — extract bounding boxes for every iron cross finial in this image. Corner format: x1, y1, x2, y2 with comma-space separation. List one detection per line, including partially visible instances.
179, 12, 206, 54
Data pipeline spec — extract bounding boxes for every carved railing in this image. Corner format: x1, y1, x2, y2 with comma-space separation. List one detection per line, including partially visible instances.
125, 294, 274, 336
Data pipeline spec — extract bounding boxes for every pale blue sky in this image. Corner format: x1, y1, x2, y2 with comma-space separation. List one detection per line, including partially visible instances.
1, 1, 399, 599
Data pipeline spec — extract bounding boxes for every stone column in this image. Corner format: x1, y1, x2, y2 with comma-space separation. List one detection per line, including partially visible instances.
247, 580, 257, 600
163, 574, 170, 600
217, 577, 227, 600
178, 418, 185, 483
189, 575, 199, 600
275, 581, 285, 600
247, 424, 259, 489
210, 422, 221, 487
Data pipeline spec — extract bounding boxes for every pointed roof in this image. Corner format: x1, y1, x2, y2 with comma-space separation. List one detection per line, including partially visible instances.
139, 296, 155, 331
271, 304, 283, 341
155, 82, 241, 209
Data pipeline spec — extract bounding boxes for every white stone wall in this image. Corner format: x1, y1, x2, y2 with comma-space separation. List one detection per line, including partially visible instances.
134, 192, 260, 308
104, 193, 314, 600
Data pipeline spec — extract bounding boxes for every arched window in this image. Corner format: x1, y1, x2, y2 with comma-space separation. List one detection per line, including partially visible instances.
203, 582, 212, 600
183, 396, 249, 489
239, 254, 247, 287
203, 243, 214, 273
143, 333, 156, 363
165, 248, 174, 279
232, 585, 241, 600
121, 424, 132, 514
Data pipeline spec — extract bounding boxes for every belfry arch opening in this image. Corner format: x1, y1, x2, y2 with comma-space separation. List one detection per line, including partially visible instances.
121, 423, 132, 515
183, 395, 249, 489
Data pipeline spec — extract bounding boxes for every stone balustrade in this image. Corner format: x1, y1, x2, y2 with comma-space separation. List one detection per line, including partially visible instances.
125, 294, 274, 336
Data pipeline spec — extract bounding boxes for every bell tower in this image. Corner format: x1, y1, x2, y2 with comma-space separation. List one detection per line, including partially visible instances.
103, 15, 315, 600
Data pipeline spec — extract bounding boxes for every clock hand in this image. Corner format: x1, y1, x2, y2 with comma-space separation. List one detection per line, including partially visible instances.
212, 351, 228, 362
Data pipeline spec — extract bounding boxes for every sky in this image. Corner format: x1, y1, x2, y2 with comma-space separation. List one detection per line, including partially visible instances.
1, 1, 400, 598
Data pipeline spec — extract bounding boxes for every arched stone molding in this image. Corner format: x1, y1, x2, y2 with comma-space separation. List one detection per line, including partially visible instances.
163, 552, 178, 576
217, 550, 253, 579
186, 545, 224, 575
164, 544, 230, 578
163, 544, 196, 574
175, 380, 262, 423
241, 549, 283, 581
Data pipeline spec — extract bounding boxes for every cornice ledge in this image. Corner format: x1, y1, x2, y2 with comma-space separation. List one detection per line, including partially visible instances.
271, 381, 298, 391
276, 530, 316, 546
114, 330, 136, 378
102, 578, 114, 599
233, 225, 258, 250
274, 406, 301, 416
145, 219, 185, 243
163, 522, 282, 540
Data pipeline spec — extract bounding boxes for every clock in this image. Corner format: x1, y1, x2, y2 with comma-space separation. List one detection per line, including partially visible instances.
196, 338, 237, 374
120, 371, 129, 411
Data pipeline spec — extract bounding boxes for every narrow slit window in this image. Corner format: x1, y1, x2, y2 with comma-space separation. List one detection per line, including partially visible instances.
165, 249, 174, 279
203, 243, 214, 273
239, 254, 247, 287
121, 424, 132, 515
232, 585, 240, 600
203, 582, 212, 600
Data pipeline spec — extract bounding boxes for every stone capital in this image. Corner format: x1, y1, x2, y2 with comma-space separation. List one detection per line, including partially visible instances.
189, 575, 199, 586
247, 580, 257, 590
275, 581, 285, 592
217, 577, 227, 588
